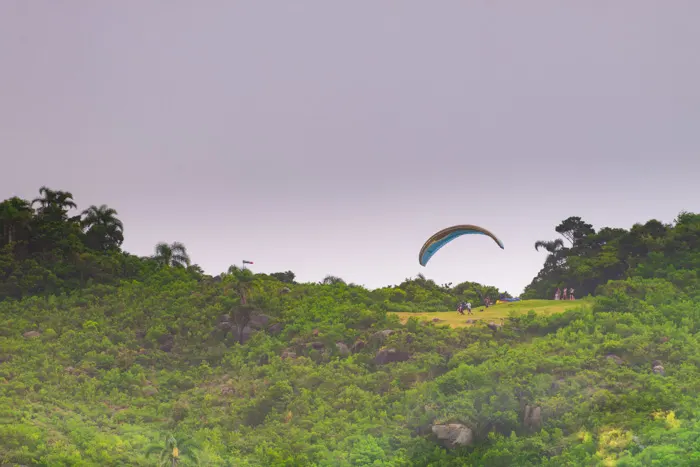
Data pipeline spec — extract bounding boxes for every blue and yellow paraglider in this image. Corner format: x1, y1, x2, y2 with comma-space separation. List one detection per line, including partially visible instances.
419, 224, 504, 266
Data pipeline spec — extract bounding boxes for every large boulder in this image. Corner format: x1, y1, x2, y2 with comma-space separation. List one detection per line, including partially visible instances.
248, 314, 271, 330
309, 342, 325, 350
524, 405, 542, 429
371, 330, 395, 343
351, 340, 366, 353
336, 342, 350, 356
374, 348, 411, 365
267, 323, 284, 335
431, 424, 474, 448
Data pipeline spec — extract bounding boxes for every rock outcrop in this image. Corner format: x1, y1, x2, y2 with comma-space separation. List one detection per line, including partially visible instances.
351, 340, 366, 353
524, 405, 542, 429
431, 423, 474, 448
371, 330, 395, 344
652, 360, 665, 375
336, 342, 350, 356
374, 348, 410, 365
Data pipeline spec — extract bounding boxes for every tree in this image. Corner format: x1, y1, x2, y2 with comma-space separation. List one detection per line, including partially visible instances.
554, 216, 595, 246
31, 186, 77, 221
231, 304, 256, 344
226, 265, 257, 304
0, 197, 33, 245
28, 187, 83, 255
270, 270, 296, 284
322, 275, 346, 285
153, 242, 191, 268
145, 433, 200, 466
534, 238, 565, 254
81, 204, 124, 251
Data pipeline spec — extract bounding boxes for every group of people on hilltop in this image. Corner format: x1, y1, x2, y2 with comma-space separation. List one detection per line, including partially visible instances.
457, 296, 494, 315
457, 301, 473, 315
554, 287, 575, 300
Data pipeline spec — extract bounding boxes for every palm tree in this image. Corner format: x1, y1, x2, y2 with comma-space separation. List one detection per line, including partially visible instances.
31, 186, 77, 220
153, 242, 191, 268
145, 433, 200, 466
534, 238, 565, 254
0, 197, 33, 245
226, 265, 256, 304
534, 238, 567, 270
81, 204, 124, 250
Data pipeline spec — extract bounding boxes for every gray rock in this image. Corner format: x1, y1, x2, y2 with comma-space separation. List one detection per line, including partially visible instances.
248, 314, 271, 330
374, 348, 411, 365
267, 323, 284, 335
431, 423, 474, 448
372, 330, 395, 342
336, 342, 350, 356
524, 405, 542, 429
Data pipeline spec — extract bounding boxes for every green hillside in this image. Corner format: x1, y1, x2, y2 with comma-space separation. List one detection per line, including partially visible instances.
2, 187, 700, 466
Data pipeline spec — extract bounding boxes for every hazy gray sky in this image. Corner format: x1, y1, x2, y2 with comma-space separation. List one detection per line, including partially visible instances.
2, 2, 699, 294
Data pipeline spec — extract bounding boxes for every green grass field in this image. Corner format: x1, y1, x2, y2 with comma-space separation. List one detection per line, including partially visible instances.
391, 299, 588, 328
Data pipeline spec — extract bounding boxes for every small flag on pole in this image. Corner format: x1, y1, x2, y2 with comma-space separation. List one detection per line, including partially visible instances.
243, 260, 254, 264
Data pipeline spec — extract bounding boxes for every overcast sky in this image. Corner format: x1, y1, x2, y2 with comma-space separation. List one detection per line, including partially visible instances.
2, 2, 699, 295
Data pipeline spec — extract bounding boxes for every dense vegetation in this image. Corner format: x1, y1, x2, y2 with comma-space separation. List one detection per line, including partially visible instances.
523, 213, 700, 299
2, 187, 700, 466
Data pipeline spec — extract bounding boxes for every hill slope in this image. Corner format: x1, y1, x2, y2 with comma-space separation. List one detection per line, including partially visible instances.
3, 269, 700, 466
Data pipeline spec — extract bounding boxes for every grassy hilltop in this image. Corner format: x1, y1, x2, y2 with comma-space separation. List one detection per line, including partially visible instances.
392, 299, 589, 328
2, 187, 700, 466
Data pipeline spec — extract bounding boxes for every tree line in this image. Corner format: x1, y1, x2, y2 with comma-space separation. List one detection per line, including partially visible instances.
0, 186, 204, 300
523, 212, 700, 299
6, 186, 697, 304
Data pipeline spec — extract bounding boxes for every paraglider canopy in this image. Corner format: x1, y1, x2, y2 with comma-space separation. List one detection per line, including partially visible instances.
419, 224, 504, 266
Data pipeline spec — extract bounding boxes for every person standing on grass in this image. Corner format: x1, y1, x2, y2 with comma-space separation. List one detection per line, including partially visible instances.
466, 302, 473, 315
569, 288, 575, 300
457, 302, 465, 315
555, 288, 560, 300
563, 288, 568, 300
